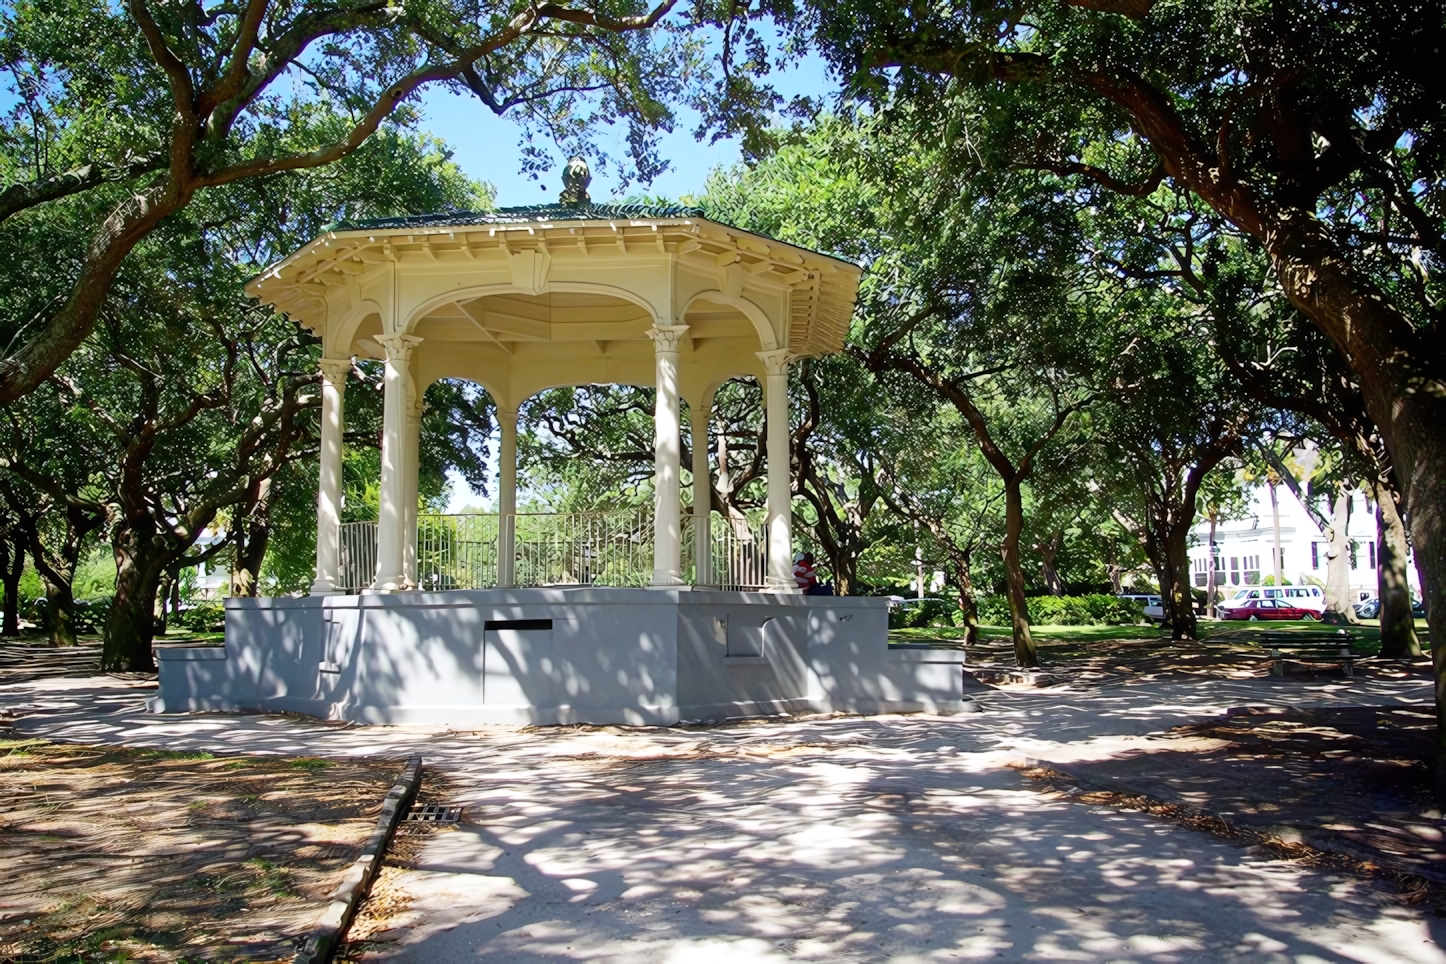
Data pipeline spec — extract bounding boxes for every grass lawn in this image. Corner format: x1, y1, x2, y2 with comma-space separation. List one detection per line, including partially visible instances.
891, 618, 1430, 658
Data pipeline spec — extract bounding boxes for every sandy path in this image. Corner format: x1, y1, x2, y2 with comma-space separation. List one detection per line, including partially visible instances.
4, 671, 1443, 962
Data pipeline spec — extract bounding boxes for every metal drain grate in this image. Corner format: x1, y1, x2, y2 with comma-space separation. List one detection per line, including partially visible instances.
405, 803, 462, 823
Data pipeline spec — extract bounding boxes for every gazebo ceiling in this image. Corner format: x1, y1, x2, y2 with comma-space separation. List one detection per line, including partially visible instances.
245, 203, 862, 359
417, 291, 654, 346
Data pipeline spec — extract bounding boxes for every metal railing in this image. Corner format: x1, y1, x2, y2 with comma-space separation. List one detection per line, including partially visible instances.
417, 513, 500, 591
513, 509, 655, 588
691, 512, 769, 590
337, 510, 771, 593
338, 521, 378, 593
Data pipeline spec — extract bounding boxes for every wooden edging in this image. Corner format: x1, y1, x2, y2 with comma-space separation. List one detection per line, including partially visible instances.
294, 752, 423, 964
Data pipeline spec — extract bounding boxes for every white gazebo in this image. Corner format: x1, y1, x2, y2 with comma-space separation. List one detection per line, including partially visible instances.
262, 196, 858, 595
149, 184, 973, 726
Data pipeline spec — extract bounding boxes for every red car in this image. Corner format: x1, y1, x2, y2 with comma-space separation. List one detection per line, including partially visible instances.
1220, 598, 1318, 621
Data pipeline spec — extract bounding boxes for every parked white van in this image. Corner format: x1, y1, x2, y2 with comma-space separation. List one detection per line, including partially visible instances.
1223, 585, 1326, 614
1117, 594, 1165, 622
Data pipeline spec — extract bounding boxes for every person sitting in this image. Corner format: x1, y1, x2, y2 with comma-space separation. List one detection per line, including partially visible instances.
793, 552, 834, 596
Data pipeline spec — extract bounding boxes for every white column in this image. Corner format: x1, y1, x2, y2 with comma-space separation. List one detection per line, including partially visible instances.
497, 408, 518, 588
650, 324, 689, 587
311, 358, 351, 595
758, 349, 796, 592
691, 391, 713, 587
371, 333, 421, 592
402, 393, 423, 590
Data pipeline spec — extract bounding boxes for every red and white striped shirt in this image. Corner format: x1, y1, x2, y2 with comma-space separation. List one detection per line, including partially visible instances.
794, 559, 816, 590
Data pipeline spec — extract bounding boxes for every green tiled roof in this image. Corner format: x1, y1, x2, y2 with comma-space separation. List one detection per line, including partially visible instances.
330, 202, 707, 232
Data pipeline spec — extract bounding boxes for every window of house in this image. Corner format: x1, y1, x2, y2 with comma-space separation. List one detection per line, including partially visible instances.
1311, 543, 1319, 569
1368, 542, 1376, 569
1245, 554, 1260, 586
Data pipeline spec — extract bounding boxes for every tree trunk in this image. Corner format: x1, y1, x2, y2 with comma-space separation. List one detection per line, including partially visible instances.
1161, 520, 1198, 640
154, 569, 173, 635
230, 532, 267, 598
1106, 539, 1123, 594
897, 28, 1446, 795
38, 569, 78, 647
949, 545, 980, 648
102, 530, 165, 672
1229, 191, 1445, 783
1039, 531, 1064, 595
830, 549, 858, 598
1002, 479, 1038, 667
231, 477, 273, 597
19, 508, 95, 648
1373, 476, 1421, 658
0, 534, 20, 636
1322, 486, 1360, 624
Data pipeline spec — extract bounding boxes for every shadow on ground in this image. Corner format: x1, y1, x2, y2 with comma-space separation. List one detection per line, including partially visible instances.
2, 640, 1445, 961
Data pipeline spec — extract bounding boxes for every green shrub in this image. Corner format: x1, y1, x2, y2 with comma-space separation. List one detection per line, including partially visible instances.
976, 595, 1013, 625
888, 596, 959, 629
72, 596, 112, 633
174, 602, 225, 633
974, 593, 1146, 626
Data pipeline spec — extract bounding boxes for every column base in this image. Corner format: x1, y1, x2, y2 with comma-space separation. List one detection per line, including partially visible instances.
765, 578, 801, 594
309, 578, 342, 596
368, 574, 406, 593
650, 571, 686, 588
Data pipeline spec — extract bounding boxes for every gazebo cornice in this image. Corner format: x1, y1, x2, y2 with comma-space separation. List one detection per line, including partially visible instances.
246, 205, 861, 357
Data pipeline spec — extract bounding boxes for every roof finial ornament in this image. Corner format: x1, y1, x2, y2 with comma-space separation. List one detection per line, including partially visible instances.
559, 155, 591, 206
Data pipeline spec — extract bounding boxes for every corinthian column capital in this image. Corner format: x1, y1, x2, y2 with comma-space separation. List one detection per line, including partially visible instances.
375, 333, 423, 364
647, 324, 689, 354
755, 348, 792, 376
318, 357, 353, 385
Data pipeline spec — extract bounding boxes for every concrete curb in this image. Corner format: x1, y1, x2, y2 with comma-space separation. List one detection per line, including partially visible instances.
294, 752, 423, 964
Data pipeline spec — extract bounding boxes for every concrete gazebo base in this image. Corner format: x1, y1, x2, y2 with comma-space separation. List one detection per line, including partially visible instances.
148, 590, 971, 726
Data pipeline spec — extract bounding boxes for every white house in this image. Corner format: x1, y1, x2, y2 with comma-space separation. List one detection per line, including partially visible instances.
1187, 482, 1420, 602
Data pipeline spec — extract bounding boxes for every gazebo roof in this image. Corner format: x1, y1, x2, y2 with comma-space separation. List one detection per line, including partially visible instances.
247, 204, 862, 360
329, 201, 712, 231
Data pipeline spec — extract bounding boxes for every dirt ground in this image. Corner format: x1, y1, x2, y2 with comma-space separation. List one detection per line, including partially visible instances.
0, 643, 103, 687
4, 630, 1441, 960
0, 738, 402, 963
1022, 703, 1446, 889
899, 627, 1446, 890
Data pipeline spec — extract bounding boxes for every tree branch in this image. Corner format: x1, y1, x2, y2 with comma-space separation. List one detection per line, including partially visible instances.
0, 158, 166, 224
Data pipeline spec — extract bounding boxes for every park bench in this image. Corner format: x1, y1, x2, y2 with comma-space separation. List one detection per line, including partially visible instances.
1256, 629, 1359, 677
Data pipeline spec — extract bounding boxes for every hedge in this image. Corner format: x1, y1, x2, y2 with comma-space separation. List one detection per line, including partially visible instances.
976, 594, 1146, 626
173, 602, 226, 633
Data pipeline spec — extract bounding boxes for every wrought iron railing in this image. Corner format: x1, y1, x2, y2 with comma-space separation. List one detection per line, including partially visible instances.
336, 510, 770, 593
417, 513, 500, 591
693, 512, 769, 590
338, 521, 378, 593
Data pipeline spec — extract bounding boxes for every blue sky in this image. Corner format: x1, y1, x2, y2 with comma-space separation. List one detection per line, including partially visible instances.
415, 53, 838, 209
